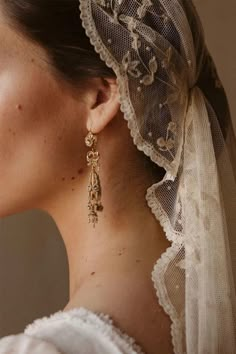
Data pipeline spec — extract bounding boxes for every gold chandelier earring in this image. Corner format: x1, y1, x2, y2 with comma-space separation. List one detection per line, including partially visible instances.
85, 129, 104, 228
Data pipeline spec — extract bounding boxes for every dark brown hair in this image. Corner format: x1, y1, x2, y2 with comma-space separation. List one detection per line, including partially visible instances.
2, 0, 116, 87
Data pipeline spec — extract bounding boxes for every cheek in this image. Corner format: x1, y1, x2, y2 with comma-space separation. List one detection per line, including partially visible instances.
0, 68, 59, 151
0, 66, 86, 213
0, 64, 85, 156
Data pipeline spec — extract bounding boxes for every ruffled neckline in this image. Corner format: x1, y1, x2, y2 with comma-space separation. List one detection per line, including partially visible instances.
24, 306, 146, 354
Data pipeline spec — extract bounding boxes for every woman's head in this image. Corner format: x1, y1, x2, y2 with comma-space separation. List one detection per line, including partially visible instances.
0, 0, 167, 219
0, 0, 125, 217
0, 0, 231, 219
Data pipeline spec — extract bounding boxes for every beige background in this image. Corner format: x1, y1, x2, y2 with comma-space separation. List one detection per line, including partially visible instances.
195, 0, 236, 132
0, 1, 235, 337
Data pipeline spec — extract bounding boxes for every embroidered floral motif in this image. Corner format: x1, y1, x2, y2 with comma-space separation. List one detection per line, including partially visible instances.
176, 259, 185, 270
161, 47, 173, 69
95, 0, 108, 7
141, 56, 158, 85
118, 13, 159, 86
156, 122, 177, 158
119, 15, 141, 50
160, 13, 170, 25
122, 51, 142, 78
137, 0, 153, 19
132, 33, 142, 50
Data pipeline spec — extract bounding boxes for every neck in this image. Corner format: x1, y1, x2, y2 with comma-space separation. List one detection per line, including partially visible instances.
39, 122, 170, 309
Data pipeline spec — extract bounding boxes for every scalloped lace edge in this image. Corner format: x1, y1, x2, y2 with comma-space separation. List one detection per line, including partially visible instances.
145, 183, 185, 354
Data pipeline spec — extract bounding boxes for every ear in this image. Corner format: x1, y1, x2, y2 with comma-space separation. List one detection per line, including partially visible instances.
86, 77, 121, 134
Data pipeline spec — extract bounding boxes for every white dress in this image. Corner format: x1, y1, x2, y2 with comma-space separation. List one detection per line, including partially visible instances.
0, 307, 146, 354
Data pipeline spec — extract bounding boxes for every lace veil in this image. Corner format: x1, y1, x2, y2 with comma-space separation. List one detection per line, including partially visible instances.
78, 1, 236, 353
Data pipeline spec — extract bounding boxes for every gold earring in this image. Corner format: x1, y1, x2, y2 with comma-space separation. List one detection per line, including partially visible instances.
85, 130, 104, 228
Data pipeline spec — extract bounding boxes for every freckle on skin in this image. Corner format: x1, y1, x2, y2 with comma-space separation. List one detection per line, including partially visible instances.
78, 169, 83, 174
16, 104, 23, 110
8, 128, 16, 136
71, 176, 75, 180
62, 177, 65, 181
91, 272, 95, 275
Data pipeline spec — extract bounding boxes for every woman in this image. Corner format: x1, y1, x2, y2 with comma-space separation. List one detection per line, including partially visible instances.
0, 0, 235, 353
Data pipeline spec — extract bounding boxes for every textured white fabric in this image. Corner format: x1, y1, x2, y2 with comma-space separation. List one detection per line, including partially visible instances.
78, 1, 236, 353
0, 334, 62, 354
0, 307, 145, 354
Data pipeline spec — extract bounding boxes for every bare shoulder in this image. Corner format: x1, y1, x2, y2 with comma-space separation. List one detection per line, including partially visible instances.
65, 272, 174, 354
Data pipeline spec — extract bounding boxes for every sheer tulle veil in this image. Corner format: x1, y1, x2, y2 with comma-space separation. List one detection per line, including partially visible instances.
78, 1, 236, 353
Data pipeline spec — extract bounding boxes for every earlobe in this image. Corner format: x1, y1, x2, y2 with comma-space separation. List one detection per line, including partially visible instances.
86, 79, 121, 134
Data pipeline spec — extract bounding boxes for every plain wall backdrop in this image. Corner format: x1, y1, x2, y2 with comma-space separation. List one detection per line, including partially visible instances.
195, 0, 236, 132
0, 0, 235, 337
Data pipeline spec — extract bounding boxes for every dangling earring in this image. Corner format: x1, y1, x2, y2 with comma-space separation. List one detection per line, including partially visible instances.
85, 129, 104, 228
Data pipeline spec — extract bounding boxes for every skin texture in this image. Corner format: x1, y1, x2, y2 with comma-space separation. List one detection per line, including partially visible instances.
0, 7, 173, 354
